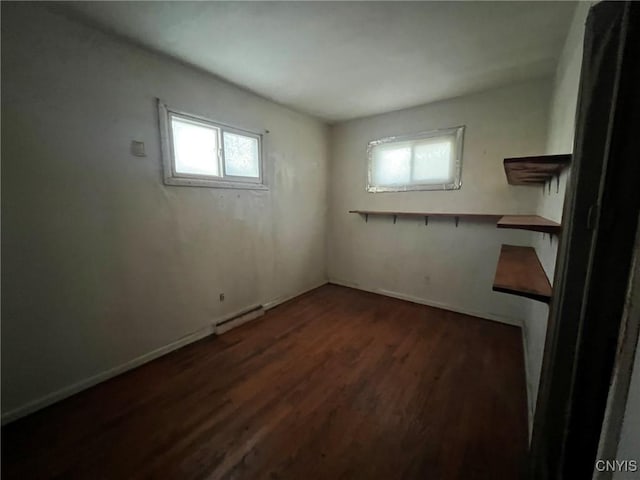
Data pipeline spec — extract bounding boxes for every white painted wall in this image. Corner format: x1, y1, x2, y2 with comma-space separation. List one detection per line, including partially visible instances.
328, 80, 551, 325
522, 1, 592, 421
1, 4, 329, 420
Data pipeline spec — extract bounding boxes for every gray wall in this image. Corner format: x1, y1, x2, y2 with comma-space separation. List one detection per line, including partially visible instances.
327, 80, 550, 325
1, 4, 329, 420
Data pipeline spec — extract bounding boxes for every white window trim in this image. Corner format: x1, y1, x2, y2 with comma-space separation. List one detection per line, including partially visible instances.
158, 100, 267, 190
366, 125, 465, 193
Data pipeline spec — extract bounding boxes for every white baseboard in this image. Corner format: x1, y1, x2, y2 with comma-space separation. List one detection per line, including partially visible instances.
520, 324, 534, 441
329, 279, 522, 327
2, 280, 329, 425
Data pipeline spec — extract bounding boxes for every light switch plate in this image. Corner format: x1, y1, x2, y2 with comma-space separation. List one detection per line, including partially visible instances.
131, 141, 146, 157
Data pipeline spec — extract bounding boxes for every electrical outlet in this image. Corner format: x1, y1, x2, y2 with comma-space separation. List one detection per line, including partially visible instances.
219, 293, 225, 302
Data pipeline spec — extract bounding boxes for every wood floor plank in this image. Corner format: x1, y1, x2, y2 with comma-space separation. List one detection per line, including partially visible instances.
1, 284, 528, 479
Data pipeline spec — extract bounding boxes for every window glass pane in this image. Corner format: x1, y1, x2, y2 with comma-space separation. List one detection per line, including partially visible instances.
171, 116, 220, 176
367, 127, 463, 192
371, 144, 411, 186
412, 137, 454, 184
223, 132, 260, 178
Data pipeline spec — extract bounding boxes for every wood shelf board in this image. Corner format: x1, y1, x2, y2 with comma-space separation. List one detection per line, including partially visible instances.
497, 215, 562, 234
349, 210, 502, 220
504, 154, 571, 185
493, 244, 552, 303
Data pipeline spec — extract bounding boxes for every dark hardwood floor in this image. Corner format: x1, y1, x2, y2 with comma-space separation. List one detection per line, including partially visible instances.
2, 284, 528, 479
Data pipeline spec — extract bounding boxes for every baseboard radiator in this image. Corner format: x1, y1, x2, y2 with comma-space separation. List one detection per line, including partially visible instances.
215, 305, 265, 334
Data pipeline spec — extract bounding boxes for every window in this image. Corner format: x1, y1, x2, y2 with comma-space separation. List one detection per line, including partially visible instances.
367, 126, 464, 192
158, 101, 264, 189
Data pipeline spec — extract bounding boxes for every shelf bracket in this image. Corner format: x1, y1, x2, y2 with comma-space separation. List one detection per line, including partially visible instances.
393, 215, 397, 224
556, 174, 560, 194
548, 180, 551, 194
365, 213, 368, 223
455, 216, 459, 227
424, 216, 429, 226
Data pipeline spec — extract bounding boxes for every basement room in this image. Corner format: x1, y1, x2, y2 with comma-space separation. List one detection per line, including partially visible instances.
2, 1, 639, 479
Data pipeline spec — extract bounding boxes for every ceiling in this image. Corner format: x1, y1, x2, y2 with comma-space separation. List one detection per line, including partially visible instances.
57, 1, 577, 122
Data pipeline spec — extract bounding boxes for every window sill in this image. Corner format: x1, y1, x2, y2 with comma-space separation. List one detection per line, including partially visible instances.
366, 182, 461, 193
164, 177, 268, 190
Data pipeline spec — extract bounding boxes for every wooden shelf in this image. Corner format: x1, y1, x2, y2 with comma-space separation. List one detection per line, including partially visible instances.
493, 245, 552, 303
349, 210, 502, 223
504, 154, 571, 185
497, 215, 561, 234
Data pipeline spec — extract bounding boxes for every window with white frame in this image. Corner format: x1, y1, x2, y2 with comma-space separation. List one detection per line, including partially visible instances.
158, 101, 264, 189
367, 126, 464, 192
